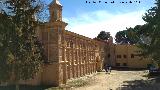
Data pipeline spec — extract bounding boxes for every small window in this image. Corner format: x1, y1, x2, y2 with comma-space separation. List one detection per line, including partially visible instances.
70, 42, 73, 48
117, 55, 121, 58
108, 54, 110, 58
54, 9, 57, 20
58, 27, 62, 32
123, 63, 127, 66
51, 28, 54, 32
116, 63, 120, 66
123, 55, 127, 58
131, 54, 134, 58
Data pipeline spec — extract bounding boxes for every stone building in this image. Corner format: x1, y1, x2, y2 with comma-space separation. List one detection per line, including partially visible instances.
114, 44, 152, 68
35, 0, 106, 86
6, 0, 151, 87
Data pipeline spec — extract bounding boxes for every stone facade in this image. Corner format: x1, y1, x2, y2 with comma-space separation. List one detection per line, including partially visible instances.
35, 0, 106, 86
114, 44, 152, 68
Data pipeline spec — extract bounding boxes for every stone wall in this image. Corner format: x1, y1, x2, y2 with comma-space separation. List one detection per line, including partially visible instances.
35, 24, 106, 86
114, 44, 152, 68
33, 0, 106, 86
63, 30, 105, 80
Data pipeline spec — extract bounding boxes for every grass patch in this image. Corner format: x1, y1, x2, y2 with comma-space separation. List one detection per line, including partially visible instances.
67, 78, 88, 87
66, 74, 97, 88
96, 72, 103, 75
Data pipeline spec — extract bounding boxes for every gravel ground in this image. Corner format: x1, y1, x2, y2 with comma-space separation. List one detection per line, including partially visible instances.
69, 70, 160, 90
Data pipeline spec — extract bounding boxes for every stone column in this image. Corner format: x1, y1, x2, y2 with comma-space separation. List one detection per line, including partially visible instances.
69, 43, 73, 79
86, 44, 89, 75
93, 51, 95, 73
62, 49, 67, 83
71, 44, 75, 78
66, 48, 70, 79
87, 51, 89, 74
76, 50, 79, 78
75, 49, 78, 78
88, 50, 91, 74
79, 49, 82, 77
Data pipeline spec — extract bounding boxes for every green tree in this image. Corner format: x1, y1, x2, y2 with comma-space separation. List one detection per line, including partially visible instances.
138, 0, 160, 63
115, 25, 143, 44
96, 31, 111, 41
0, 0, 44, 90
115, 30, 127, 44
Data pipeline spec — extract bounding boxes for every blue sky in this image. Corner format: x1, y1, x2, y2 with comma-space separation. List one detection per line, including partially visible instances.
45, 0, 155, 39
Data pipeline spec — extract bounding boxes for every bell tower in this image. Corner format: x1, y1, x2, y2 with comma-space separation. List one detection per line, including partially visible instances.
41, 0, 68, 86
49, 0, 62, 22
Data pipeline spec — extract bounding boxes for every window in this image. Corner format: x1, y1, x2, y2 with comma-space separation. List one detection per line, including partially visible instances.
58, 27, 62, 32
67, 41, 70, 47
131, 54, 134, 58
116, 63, 120, 66
117, 55, 121, 58
108, 54, 110, 58
123, 63, 127, 66
123, 55, 127, 58
51, 28, 54, 32
54, 9, 57, 20
70, 41, 73, 48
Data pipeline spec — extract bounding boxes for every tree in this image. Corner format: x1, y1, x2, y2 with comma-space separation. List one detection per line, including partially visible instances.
138, 0, 160, 63
96, 31, 111, 41
115, 25, 143, 44
0, 0, 44, 90
115, 30, 127, 44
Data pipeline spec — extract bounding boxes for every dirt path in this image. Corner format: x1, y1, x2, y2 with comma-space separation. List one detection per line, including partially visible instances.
72, 70, 148, 90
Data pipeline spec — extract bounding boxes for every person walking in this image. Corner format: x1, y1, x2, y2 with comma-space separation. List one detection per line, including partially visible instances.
104, 64, 109, 73
108, 66, 112, 73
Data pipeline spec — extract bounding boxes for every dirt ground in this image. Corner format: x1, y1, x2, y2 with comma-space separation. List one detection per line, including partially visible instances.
68, 69, 160, 90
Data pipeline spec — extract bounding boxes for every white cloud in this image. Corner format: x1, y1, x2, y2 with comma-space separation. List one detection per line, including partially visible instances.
63, 10, 146, 39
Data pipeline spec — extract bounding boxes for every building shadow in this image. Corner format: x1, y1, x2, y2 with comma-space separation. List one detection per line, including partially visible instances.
116, 76, 160, 90
0, 85, 52, 90
112, 67, 147, 71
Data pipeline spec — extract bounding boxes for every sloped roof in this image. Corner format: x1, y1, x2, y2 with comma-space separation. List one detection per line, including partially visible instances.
49, 0, 62, 6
